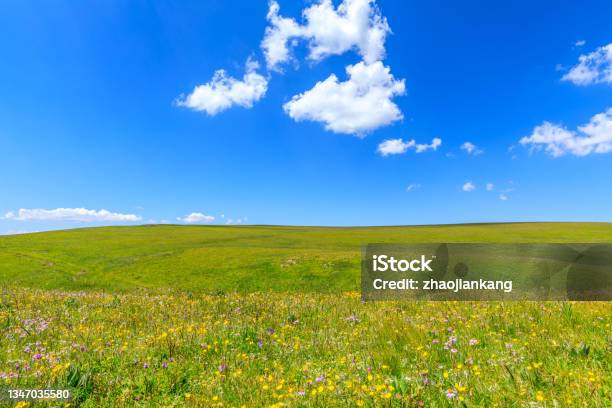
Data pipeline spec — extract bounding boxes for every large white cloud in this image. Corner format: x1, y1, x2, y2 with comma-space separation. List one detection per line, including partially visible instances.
262, 0, 390, 71
377, 137, 441, 156
520, 108, 612, 157
177, 212, 215, 224
562, 43, 612, 85
176, 59, 268, 115
284, 61, 404, 135
4, 208, 142, 222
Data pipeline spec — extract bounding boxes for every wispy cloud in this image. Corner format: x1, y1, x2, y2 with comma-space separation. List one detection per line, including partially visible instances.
520, 107, 612, 157
562, 43, 612, 85
461, 141, 483, 155
485, 183, 494, 191
405, 183, 421, 192
462, 181, 476, 192
177, 212, 215, 224
226, 217, 248, 225
3, 208, 142, 222
377, 137, 441, 156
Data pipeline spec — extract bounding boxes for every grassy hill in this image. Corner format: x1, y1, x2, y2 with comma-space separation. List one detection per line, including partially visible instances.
1, 222, 611, 292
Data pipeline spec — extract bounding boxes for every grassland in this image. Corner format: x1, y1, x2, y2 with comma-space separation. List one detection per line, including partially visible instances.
2, 222, 612, 292
0, 223, 611, 407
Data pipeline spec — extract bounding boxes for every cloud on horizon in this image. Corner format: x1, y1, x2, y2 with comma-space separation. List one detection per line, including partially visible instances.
177, 212, 216, 224
4, 208, 142, 222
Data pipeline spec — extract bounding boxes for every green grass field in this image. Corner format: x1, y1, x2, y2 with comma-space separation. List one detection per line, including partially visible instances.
0, 223, 610, 407
2, 222, 612, 292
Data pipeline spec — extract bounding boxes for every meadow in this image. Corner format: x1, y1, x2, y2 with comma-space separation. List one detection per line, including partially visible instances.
0, 223, 611, 407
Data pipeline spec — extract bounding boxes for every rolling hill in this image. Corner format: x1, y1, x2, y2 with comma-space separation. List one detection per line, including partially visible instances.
1, 222, 611, 292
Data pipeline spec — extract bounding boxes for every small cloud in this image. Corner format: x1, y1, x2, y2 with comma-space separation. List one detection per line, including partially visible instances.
176, 58, 268, 115
0, 230, 35, 235
461, 141, 483, 155
499, 194, 509, 201
377, 137, 441, 156
575, 40, 586, 47
225, 217, 248, 225
486, 183, 494, 191
562, 43, 612, 85
177, 212, 215, 224
520, 107, 612, 157
225, 217, 249, 225
462, 181, 476, 192
405, 183, 421, 192
4, 208, 141, 222
415, 138, 442, 153
555, 63, 566, 72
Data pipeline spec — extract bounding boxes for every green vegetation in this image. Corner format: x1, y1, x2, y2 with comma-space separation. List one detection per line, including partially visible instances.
0, 223, 610, 406
1, 222, 611, 292
1, 289, 609, 407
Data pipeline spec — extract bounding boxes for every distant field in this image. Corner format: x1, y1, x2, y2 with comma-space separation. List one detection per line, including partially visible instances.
1, 222, 612, 292
1, 223, 611, 406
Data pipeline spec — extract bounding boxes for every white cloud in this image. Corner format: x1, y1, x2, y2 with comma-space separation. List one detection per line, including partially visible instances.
575, 40, 586, 47
262, 0, 390, 71
461, 141, 483, 155
284, 61, 405, 135
562, 43, 612, 85
226, 217, 248, 225
486, 183, 494, 191
0, 230, 35, 235
520, 108, 612, 157
499, 194, 508, 201
377, 138, 414, 155
405, 183, 420, 192
462, 181, 476, 192
177, 212, 215, 224
176, 59, 268, 115
377, 137, 441, 156
4, 208, 142, 222
415, 137, 442, 153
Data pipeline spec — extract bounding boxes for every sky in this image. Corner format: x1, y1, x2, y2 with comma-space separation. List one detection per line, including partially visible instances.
1, 0, 611, 232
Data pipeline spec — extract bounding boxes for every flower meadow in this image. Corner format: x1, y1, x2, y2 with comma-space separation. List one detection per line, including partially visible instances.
0, 289, 610, 407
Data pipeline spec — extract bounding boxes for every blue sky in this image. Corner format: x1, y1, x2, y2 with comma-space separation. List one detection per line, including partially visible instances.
1, 0, 611, 232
